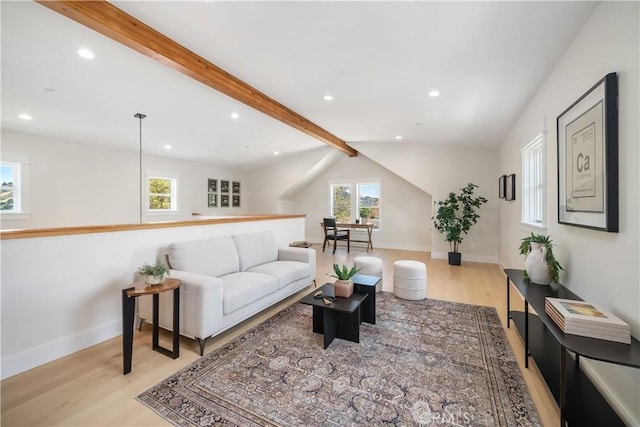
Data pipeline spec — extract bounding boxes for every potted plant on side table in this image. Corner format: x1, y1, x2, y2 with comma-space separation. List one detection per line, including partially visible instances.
329, 263, 361, 297
432, 182, 488, 266
519, 233, 564, 285
137, 263, 169, 285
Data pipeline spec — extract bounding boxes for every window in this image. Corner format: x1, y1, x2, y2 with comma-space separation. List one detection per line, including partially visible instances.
1, 162, 21, 213
148, 176, 177, 211
357, 183, 381, 228
330, 183, 351, 223
522, 134, 544, 226
329, 180, 382, 228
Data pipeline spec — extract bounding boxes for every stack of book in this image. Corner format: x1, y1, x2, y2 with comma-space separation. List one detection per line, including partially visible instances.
545, 298, 630, 344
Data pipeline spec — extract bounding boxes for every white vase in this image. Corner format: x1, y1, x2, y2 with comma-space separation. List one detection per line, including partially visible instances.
145, 273, 166, 285
525, 242, 552, 285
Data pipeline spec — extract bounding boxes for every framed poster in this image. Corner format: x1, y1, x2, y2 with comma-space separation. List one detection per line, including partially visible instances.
505, 174, 516, 201
232, 181, 240, 194
207, 179, 217, 193
221, 180, 230, 193
557, 73, 618, 232
221, 194, 230, 207
232, 195, 240, 207
498, 175, 506, 199
207, 193, 217, 208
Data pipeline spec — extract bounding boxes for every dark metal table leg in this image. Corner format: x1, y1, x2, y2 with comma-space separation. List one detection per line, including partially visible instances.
506, 276, 511, 328
122, 288, 135, 375
172, 286, 180, 359
524, 300, 529, 368
560, 345, 567, 427
152, 293, 160, 351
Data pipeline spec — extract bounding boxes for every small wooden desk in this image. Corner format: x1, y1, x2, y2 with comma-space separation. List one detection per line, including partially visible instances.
336, 223, 374, 251
121, 278, 181, 375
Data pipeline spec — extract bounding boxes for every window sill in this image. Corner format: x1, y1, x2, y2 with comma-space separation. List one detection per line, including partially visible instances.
145, 210, 180, 216
521, 221, 547, 233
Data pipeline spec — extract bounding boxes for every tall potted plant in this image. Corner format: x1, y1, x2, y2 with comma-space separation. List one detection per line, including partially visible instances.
432, 183, 488, 265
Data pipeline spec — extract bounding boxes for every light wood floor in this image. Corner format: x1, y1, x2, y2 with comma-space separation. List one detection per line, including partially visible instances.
1, 246, 559, 426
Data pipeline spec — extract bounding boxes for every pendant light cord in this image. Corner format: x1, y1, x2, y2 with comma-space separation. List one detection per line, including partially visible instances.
135, 113, 147, 224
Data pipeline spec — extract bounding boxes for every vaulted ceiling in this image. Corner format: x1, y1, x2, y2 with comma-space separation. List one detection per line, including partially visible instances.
2, 1, 598, 169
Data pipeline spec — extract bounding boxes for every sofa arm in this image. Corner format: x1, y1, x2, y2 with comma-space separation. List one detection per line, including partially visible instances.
170, 270, 224, 339
278, 247, 316, 283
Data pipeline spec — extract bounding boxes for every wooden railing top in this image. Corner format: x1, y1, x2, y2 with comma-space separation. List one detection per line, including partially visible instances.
0, 214, 305, 240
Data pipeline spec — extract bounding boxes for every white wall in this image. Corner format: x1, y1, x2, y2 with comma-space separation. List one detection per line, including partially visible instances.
0, 130, 248, 229
498, 3, 639, 424
245, 148, 431, 251
294, 153, 431, 252
0, 217, 306, 379
353, 143, 500, 263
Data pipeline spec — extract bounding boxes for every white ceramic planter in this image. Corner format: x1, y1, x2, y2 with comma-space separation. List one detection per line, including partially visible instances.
525, 242, 552, 285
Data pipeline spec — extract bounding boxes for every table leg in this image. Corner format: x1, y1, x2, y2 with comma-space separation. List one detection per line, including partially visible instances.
152, 293, 160, 350
367, 226, 373, 251
560, 345, 567, 427
172, 286, 180, 359
524, 300, 529, 368
323, 310, 336, 349
506, 276, 511, 328
122, 288, 135, 375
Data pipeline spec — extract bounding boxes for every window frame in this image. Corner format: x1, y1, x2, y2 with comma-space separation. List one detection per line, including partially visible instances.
146, 172, 178, 213
521, 133, 545, 228
329, 182, 352, 223
0, 155, 29, 219
328, 179, 382, 229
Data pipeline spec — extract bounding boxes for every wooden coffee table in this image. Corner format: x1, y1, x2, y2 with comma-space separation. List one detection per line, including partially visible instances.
299, 283, 367, 349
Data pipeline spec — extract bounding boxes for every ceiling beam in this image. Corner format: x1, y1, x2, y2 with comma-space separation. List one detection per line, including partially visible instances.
36, 0, 357, 157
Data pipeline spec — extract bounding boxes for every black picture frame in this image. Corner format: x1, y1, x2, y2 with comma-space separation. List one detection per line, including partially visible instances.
220, 180, 229, 194
207, 178, 217, 193
232, 195, 240, 207
506, 174, 516, 201
221, 194, 230, 207
232, 181, 240, 194
207, 193, 217, 208
557, 73, 618, 232
498, 175, 506, 199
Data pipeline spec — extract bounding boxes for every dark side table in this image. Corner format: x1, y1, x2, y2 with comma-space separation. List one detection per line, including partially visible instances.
353, 273, 380, 325
300, 283, 367, 349
121, 278, 181, 374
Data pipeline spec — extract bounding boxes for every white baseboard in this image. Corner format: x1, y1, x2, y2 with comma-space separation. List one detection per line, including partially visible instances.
431, 252, 498, 264
1, 320, 121, 380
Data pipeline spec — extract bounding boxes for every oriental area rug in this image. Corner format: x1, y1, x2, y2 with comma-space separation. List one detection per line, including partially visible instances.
138, 293, 541, 426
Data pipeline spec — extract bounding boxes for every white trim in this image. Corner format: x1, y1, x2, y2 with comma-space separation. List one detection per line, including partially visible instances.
1, 320, 121, 380
521, 133, 545, 227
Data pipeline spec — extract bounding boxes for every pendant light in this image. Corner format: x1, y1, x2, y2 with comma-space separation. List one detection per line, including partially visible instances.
134, 113, 146, 223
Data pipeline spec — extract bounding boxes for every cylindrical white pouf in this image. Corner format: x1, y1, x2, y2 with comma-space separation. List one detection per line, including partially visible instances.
393, 260, 427, 300
353, 256, 383, 292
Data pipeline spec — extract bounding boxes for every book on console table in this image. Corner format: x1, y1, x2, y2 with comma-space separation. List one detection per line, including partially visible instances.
545, 298, 630, 344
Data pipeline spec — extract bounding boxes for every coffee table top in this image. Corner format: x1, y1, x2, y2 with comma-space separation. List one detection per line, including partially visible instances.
353, 274, 381, 288
300, 283, 367, 313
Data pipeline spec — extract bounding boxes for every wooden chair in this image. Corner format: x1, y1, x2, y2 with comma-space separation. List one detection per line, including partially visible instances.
322, 218, 350, 254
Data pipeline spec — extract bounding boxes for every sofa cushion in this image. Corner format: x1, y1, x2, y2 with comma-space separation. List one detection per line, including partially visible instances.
168, 236, 239, 277
247, 261, 310, 289
232, 231, 278, 271
221, 272, 279, 315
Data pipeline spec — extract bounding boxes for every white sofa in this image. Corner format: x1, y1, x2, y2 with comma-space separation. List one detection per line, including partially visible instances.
139, 231, 316, 355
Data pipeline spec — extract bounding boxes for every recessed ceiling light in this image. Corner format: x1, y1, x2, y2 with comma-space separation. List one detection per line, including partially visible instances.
231, 112, 240, 119
273, 151, 280, 156
323, 94, 334, 101
18, 114, 32, 120
77, 48, 95, 59
164, 144, 172, 149
395, 135, 403, 140
428, 90, 440, 97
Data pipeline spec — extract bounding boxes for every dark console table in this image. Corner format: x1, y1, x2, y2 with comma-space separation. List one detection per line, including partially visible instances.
505, 269, 640, 426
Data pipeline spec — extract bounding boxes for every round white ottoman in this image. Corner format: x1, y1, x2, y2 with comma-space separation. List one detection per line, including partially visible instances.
353, 256, 383, 292
393, 260, 427, 300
